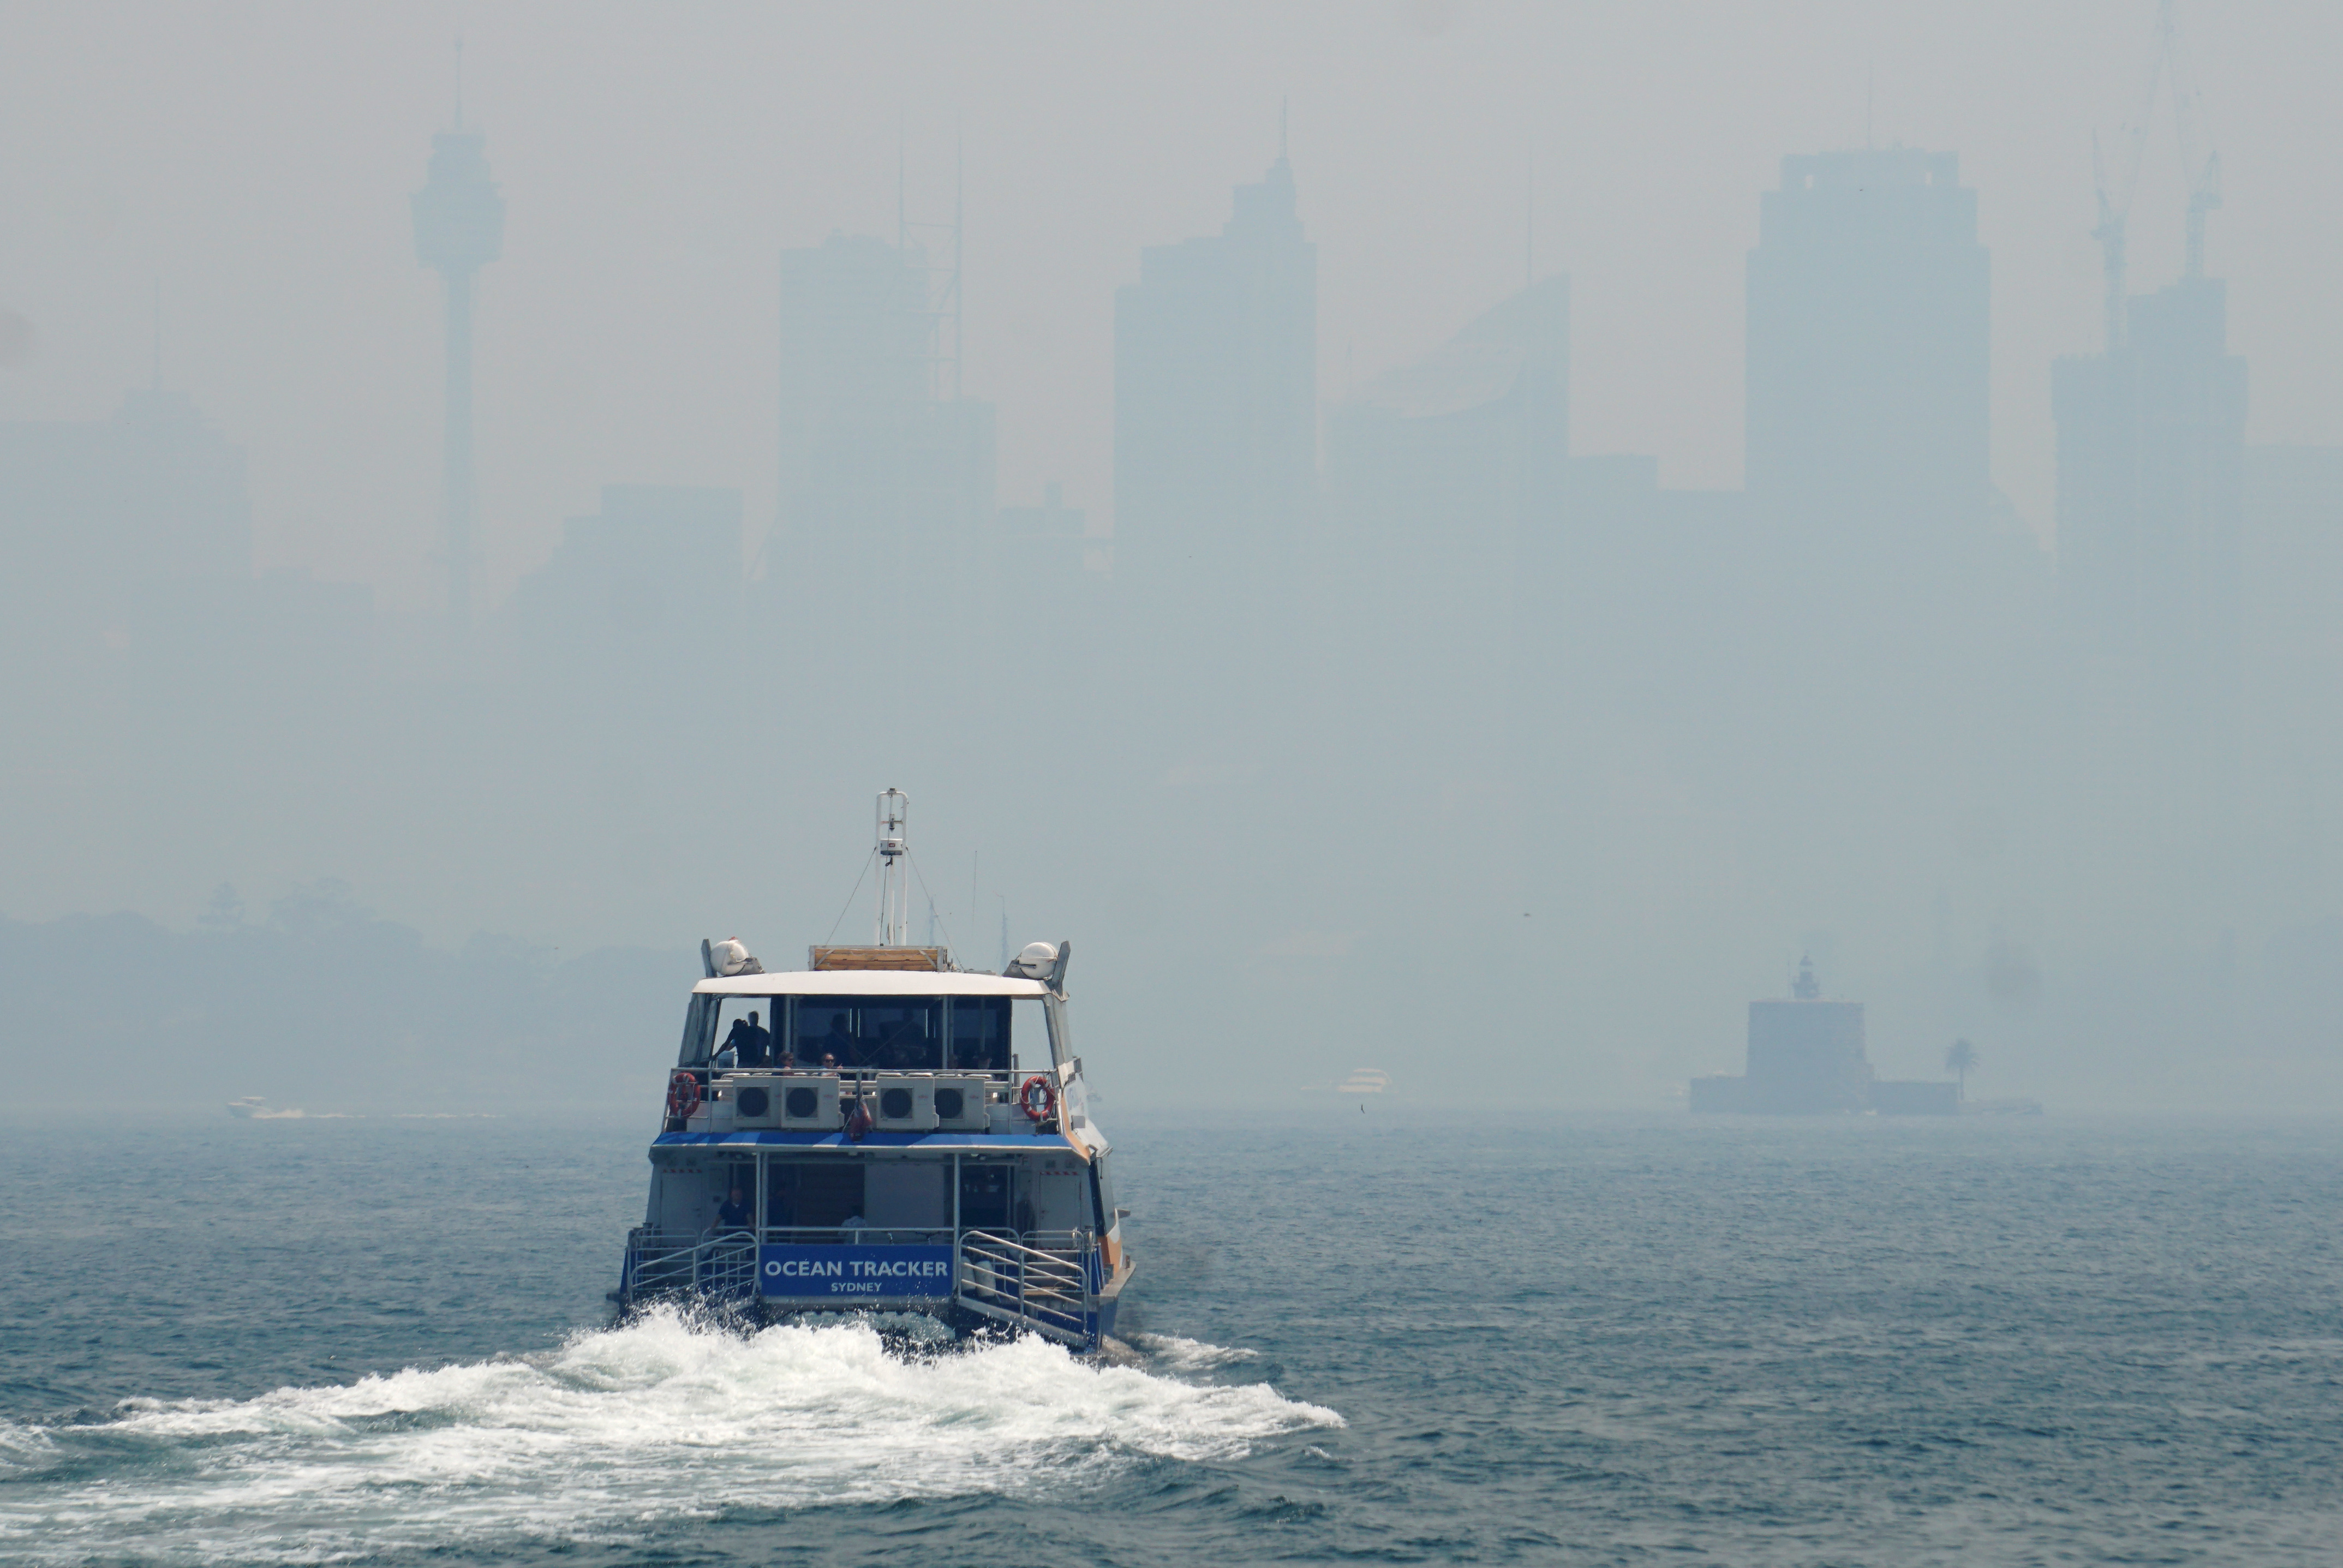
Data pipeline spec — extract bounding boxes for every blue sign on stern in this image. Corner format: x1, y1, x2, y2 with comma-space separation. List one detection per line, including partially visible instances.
759, 1244, 955, 1300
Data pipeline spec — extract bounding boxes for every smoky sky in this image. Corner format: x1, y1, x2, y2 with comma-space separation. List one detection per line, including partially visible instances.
1, 1, 2336, 612
4, 2, 2342, 1118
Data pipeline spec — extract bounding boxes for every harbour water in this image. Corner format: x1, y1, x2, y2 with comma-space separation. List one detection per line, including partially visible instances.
3, 1112, 2339, 1564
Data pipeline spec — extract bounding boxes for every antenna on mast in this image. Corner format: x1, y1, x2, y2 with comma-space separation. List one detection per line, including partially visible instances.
874, 789, 910, 945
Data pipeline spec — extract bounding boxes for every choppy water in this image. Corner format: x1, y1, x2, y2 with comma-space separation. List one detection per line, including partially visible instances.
3, 1113, 2339, 1564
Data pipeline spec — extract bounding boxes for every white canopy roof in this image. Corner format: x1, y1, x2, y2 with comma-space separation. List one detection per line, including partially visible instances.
692, 970, 1049, 998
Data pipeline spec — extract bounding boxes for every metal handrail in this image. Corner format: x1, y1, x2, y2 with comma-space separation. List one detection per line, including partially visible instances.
625, 1227, 1085, 1271
621, 1224, 1104, 1346
631, 1225, 1090, 1247
622, 1226, 759, 1303
956, 1228, 1095, 1340
755, 1226, 950, 1245
702, 1066, 1020, 1084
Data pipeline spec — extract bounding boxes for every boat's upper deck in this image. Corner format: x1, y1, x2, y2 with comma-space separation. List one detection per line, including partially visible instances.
677, 968, 1062, 1076
664, 943, 1098, 1148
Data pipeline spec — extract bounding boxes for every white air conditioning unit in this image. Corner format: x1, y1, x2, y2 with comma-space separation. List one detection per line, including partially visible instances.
778, 1074, 843, 1130
728, 1075, 788, 1129
931, 1074, 989, 1131
871, 1074, 939, 1132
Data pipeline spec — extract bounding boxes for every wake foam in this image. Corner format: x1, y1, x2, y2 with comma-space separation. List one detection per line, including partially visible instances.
0, 1308, 1337, 1563
1128, 1332, 1263, 1372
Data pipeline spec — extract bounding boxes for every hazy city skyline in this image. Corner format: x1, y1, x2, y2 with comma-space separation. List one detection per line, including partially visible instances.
3, 2, 2339, 618
5, 1, 2342, 1121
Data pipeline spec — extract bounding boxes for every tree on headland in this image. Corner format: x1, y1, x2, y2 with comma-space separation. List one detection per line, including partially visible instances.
1945, 1038, 1980, 1100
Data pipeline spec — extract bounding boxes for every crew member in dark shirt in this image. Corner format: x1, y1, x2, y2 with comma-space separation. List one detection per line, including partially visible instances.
716, 1186, 753, 1234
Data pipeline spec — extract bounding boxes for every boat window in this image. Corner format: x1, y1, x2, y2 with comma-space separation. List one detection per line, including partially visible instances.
863, 999, 941, 1069
1013, 997, 1050, 1070
959, 1162, 1011, 1229
790, 997, 943, 1070
768, 1160, 864, 1230
676, 993, 719, 1068
949, 997, 1009, 1072
952, 997, 1046, 1071
1091, 1161, 1116, 1232
709, 997, 778, 1068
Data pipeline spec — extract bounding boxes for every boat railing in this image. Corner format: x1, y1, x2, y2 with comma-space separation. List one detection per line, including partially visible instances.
621, 1224, 1104, 1346
753, 1226, 952, 1246
954, 1228, 1098, 1345
642, 1224, 1089, 1248
621, 1225, 1096, 1310
702, 1066, 1023, 1085
620, 1225, 760, 1303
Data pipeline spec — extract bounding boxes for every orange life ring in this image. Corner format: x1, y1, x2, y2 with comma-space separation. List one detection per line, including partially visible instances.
666, 1069, 703, 1118
1018, 1074, 1056, 1123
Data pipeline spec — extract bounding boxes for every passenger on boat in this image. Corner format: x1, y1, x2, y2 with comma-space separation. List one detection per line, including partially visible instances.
721, 1011, 772, 1068
840, 1210, 865, 1241
716, 1186, 752, 1235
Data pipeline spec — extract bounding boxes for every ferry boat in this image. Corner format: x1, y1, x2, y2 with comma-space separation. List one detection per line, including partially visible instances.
615, 792, 1133, 1352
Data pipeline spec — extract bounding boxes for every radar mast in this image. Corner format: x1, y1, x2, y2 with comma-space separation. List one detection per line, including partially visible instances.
874, 789, 910, 945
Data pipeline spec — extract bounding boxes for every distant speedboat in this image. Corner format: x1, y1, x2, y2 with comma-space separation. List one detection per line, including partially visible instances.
614, 791, 1134, 1355
226, 1096, 266, 1119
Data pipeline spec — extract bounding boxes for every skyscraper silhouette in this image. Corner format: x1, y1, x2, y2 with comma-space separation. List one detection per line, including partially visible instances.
2054, 267, 2249, 872
772, 232, 994, 689
509, 484, 744, 706
1746, 150, 1989, 553
2055, 276, 2246, 684
411, 109, 505, 633
1323, 275, 1569, 773
1114, 154, 1316, 677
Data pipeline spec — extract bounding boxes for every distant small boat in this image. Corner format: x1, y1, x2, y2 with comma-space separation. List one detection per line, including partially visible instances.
226, 1097, 326, 1119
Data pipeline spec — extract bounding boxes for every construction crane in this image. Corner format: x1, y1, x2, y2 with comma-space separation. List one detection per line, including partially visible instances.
2162, 0, 2223, 279
2091, 130, 2136, 353
2089, 0, 2222, 350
